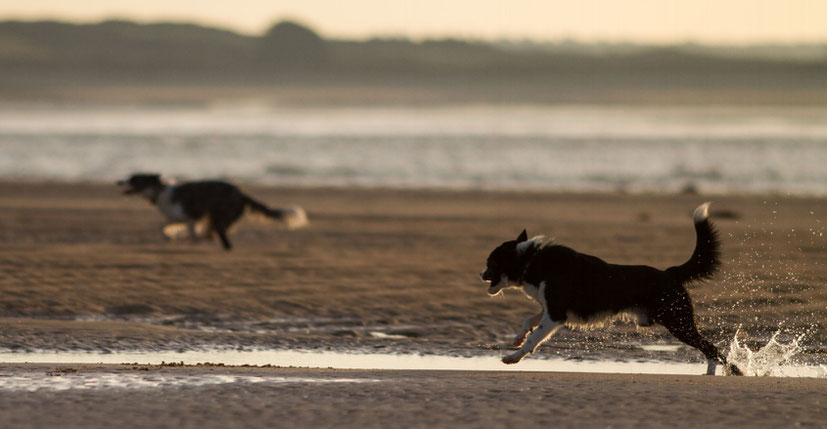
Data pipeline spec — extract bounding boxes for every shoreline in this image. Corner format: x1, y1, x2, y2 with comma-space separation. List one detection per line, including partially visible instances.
5, 83, 827, 107
0, 346, 823, 378
3, 177, 827, 198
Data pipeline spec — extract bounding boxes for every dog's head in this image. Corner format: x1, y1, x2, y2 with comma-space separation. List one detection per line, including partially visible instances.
480, 229, 529, 296
117, 173, 164, 197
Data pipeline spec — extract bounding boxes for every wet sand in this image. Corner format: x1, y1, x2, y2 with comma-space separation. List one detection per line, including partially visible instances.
0, 181, 826, 426
1, 364, 826, 428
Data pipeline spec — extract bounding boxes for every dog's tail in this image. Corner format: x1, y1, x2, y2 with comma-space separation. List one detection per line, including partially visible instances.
243, 195, 309, 230
667, 202, 721, 285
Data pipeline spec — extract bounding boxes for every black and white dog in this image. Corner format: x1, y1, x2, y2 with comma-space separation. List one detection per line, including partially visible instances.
480, 203, 742, 375
118, 173, 307, 250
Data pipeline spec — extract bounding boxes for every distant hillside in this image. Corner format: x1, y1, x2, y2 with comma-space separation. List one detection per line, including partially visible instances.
1, 19, 826, 104
0, 20, 255, 77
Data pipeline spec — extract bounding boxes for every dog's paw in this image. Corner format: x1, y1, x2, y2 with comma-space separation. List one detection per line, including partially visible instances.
502, 353, 523, 365
511, 335, 526, 349
725, 364, 744, 376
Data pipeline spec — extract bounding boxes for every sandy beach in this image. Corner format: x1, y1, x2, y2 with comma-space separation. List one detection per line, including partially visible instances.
0, 181, 825, 427
0, 364, 825, 428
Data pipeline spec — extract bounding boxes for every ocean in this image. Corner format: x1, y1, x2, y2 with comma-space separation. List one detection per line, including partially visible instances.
1, 102, 825, 194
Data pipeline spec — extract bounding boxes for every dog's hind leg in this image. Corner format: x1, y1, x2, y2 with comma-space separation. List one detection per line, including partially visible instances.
666, 323, 721, 375
207, 210, 234, 250
513, 311, 544, 348
215, 225, 232, 250
656, 290, 741, 376
210, 202, 245, 251
208, 216, 232, 250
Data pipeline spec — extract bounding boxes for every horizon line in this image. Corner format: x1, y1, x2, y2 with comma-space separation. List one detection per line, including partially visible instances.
3, 15, 827, 47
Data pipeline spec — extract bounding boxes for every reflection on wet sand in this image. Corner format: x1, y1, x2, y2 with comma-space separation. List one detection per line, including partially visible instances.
1, 347, 824, 380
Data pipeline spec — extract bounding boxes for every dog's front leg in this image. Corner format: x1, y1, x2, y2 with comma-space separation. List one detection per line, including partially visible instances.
159, 223, 172, 241
186, 221, 198, 242
503, 314, 561, 364
513, 311, 544, 348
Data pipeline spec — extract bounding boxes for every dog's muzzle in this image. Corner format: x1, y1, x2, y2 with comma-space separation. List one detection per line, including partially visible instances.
481, 269, 505, 295
480, 269, 497, 284
117, 180, 139, 194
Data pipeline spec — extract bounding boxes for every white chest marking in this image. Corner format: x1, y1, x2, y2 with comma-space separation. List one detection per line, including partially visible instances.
156, 187, 189, 222
521, 282, 540, 302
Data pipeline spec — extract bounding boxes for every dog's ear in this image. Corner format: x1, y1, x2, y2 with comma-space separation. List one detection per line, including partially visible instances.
517, 229, 528, 242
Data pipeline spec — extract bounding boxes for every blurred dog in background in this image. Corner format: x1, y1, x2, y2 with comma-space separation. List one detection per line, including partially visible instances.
118, 173, 307, 250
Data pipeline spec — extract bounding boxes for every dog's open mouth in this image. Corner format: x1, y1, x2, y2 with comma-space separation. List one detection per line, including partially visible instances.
481, 269, 505, 295
486, 278, 503, 295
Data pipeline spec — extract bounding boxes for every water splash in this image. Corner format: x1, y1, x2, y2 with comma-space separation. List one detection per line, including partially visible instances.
727, 328, 821, 377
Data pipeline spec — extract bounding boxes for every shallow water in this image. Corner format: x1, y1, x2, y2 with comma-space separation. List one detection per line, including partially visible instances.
0, 349, 707, 374
1, 103, 826, 194
1, 330, 823, 392
1, 346, 824, 379
0, 371, 380, 392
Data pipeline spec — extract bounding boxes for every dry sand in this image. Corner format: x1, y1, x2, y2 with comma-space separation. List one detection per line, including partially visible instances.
0, 181, 826, 427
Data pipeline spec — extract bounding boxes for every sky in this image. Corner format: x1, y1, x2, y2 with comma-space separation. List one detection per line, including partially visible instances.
2, 0, 826, 44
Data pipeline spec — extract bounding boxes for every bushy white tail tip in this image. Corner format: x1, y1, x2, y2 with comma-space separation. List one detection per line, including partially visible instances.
283, 205, 308, 230
693, 202, 711, 223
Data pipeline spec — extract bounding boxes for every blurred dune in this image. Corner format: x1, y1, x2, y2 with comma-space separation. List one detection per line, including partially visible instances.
1, 19, 826, 104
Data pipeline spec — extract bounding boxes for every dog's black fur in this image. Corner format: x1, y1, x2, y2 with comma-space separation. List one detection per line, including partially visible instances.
480, 203, 742, 375
118, 173, 306, 250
